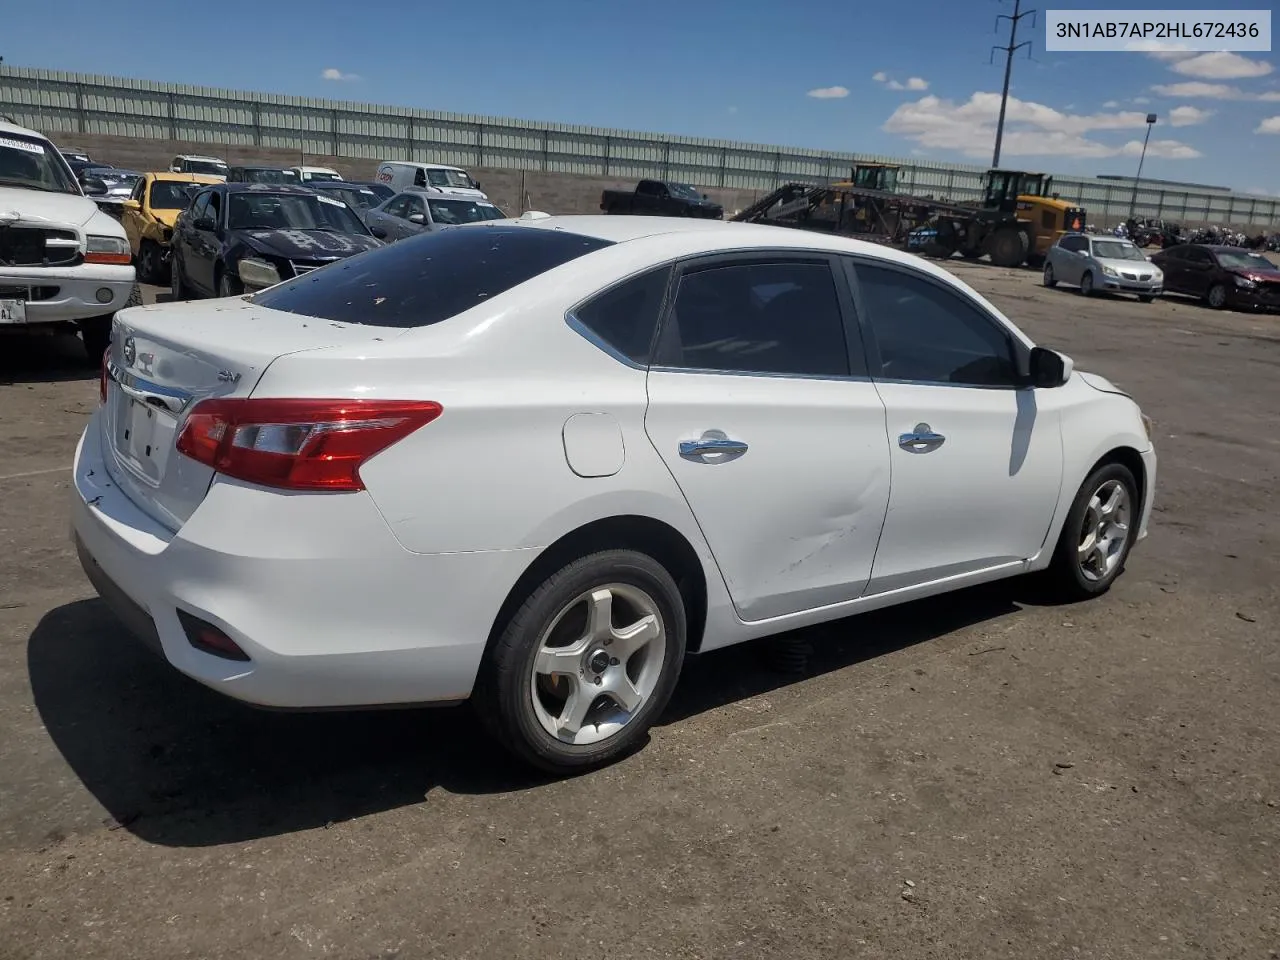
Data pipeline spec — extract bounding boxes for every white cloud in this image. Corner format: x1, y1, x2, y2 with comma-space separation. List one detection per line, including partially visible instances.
883, 91, 1201, 159
875, 73, 929, 91
1131, 97, 1151, 105
1102, 100, 1120, 108
1257, 116, 1280, 135
1117, 138, 1202, 160
1151, 81, 1280, 101
1170, 52, 1273, 80
807, 85, 849, 99
1167, 105, 1212, 126
321, 67, 360, 81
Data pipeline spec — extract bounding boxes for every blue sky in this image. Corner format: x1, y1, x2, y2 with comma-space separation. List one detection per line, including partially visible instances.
4, 0, 1277, 193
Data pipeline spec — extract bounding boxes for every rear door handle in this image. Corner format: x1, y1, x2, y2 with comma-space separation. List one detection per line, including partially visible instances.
898, 423, 946, 453
679, 430, 748, 462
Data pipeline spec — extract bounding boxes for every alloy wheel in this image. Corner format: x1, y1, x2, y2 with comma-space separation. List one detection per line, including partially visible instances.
1077, 479, 1131, 582
529, 583, 666, 745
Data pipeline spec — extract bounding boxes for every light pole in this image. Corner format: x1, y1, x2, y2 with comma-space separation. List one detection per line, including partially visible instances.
1128, 113, 1157, 219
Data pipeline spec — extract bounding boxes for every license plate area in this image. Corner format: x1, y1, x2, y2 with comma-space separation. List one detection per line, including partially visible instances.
0, 298, 25, 323
113, 394, 177, 485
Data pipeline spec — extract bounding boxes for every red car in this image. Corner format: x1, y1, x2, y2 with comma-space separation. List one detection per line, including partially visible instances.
1151, 244, 1280, 311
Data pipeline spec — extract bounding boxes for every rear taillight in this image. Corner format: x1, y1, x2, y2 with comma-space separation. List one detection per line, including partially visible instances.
175, 398, 442, 491
99, 348, 110, 405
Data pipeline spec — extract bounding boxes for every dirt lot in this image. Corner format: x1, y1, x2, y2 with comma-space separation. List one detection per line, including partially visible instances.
1, 268, 1277, 960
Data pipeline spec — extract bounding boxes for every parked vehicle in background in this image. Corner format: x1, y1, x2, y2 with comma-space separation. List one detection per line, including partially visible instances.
120, 172, 225, 284
374, 161, 487, 199
79, 167, 143, 218
169, 155, 228, 179
1151, 244, 1280, 311
364, 188, 506, 241
168, 182, 381, 299
601, 180, 724, 219
227, 165, 299, 185
1043, 234, 1163, 302
58, 147, 96, 176
306, 180, 396, 222
289, 165, 343, 183
74, 215, 1156, 773
0, 119, 138, 359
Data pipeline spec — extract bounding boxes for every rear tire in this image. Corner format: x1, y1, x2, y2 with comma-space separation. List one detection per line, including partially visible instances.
1041, 462, 1139, 602
474, 549, 687, 774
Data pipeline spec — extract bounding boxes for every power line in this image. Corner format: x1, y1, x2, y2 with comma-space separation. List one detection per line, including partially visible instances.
990, 0, 1036, 168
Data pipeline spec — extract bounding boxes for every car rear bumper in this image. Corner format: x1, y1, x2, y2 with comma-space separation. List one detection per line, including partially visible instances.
0, 264, 134, 325
70, 413, 537, 709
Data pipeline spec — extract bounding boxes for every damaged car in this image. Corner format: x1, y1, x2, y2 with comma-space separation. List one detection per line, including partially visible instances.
121, 172, 225, 284
168, 182, 382, 299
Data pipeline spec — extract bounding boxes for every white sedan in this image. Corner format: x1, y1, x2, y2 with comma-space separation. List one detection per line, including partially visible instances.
72, 215, 1157, 773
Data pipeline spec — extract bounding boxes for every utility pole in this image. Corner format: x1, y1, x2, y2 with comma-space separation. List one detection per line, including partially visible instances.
991, 0, 1036, 169
1128, 113, 1158, 218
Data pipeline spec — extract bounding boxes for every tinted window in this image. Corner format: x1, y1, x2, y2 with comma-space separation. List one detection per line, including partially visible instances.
573, 267, 671, 365
1184, 247, 1211, 263
658, 261, 850, 377
855, 263, 1019, 387
252, 225, 613, 328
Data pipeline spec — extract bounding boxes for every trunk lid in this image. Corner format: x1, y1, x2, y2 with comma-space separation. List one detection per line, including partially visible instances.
100, 297, 393, 531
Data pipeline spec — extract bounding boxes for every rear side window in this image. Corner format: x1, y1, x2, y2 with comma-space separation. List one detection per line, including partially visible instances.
252, 225, 613, 328
571, 267, 671, 365
656, 260, 850, 378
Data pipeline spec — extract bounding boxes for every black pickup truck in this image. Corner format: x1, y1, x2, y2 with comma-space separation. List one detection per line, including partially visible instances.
600, 180, 723, 219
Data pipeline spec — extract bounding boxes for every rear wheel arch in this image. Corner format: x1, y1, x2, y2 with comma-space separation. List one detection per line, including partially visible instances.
485, 515, 708, 661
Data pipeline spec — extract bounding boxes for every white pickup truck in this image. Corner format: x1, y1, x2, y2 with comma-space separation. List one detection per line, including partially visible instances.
1, 120, 139, 360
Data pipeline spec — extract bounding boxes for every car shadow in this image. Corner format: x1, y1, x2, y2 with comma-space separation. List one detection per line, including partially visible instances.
0, 333, 97, 386
29, 583, 1027, 848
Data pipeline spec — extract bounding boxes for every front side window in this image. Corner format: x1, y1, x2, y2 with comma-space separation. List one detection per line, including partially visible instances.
572, 267, 671, 365
657, 260, 850, 378
854, 263, 1020, 387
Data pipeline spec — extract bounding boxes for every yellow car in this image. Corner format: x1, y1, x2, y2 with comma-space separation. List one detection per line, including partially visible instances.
121, 172, 223, 283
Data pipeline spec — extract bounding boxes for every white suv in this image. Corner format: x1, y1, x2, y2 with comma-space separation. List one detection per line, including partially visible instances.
0, 121, 138, 359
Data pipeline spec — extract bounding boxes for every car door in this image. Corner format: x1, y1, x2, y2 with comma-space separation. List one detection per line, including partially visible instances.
643, 254, 892, 621
848, 258, 1063, 594
374, 194, 414, 240
188, 190, 222, 294
1151, 247, 1183, 292
1057, 234, 1087, 284
174, 190, 208, 285
403, 195, 430, 235
1180, 246, 1215, 297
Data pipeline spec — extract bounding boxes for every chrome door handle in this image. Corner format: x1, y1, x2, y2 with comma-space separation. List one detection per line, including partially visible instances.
679, 432, 748, 462
898, 423, 946, 453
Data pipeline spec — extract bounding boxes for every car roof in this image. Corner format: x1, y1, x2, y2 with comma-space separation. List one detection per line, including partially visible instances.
508, 214, 975, 270
148, 172, 225, 184
0, 119, 53, 141
174, 154, 226, 162
395, 187, 493, 200
381, 161, 467, 172
234, 164, 294, 171
217, 182, 321, 195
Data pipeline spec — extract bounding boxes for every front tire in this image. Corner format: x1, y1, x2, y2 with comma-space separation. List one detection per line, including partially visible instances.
1206, 283, 1227, 310
475, 550, 687, 774
170, 248, 190, 300
1079, 271, 1095, 297
218, 271, 244, 298
1043, 263, 1057, 288
1042, 462, 1139, 602
137, 240, 162, 285
1138, 294, 1155, 303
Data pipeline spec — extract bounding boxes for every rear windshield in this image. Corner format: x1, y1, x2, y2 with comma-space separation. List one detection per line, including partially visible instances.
252, 224, 613, 328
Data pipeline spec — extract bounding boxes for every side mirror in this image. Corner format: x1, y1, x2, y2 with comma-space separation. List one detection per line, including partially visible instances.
1028, 346, 1072, 388
122, 199, 141, 211
81, 178, 108, 196
407, 212, 425, 225
193, 216, 216, 232
370, 226, 388, 239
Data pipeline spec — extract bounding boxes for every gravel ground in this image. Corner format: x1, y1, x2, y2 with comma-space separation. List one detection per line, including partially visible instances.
0, 268, 1277, 960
